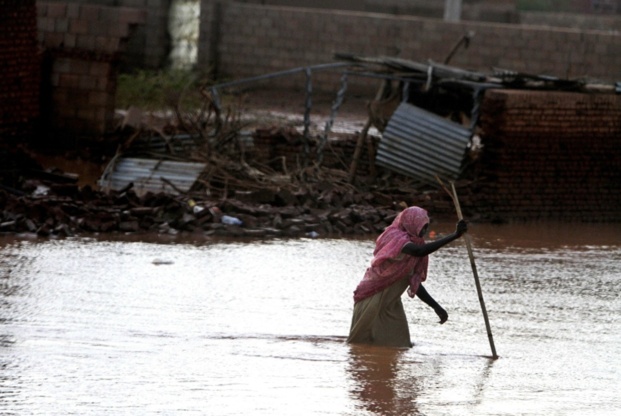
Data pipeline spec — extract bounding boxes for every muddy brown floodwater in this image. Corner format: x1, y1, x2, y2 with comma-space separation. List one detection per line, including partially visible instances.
1, 222, 620, 415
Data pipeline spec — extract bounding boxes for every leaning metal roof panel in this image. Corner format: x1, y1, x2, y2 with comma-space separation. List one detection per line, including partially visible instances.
376, 102, 471, 185
98, 157, 206, 196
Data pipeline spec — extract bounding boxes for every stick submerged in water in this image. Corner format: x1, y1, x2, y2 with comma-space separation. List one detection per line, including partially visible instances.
438, 178, 498, 359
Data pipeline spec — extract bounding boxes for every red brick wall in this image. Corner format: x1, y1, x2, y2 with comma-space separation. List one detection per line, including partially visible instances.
0, 0, 40, 142
37, 2, 145, 141
475, 90, 621, 222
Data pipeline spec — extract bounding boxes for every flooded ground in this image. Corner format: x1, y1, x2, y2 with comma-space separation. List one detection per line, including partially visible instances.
1, 222, 620, 415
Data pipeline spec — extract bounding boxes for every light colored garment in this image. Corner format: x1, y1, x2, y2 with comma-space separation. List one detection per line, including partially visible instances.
347, 275, 412, 347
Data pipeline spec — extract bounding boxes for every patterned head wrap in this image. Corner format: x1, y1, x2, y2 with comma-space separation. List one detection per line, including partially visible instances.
353, 207, 430, 303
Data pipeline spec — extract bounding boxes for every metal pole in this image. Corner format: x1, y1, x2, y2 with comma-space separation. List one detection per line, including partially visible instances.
450, 181, 498, 359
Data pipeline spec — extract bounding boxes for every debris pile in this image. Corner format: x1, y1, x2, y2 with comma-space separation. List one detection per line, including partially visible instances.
0, 171, 435, 239
1, 143, 451, 239
7, 55, 530, 240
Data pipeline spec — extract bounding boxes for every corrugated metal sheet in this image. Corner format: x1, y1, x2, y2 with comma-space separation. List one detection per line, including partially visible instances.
376, 102, 471, 184
98, 157, 206, 196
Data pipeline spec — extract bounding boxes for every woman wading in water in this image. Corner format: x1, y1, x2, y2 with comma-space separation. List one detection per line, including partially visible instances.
347, 206, 467, 348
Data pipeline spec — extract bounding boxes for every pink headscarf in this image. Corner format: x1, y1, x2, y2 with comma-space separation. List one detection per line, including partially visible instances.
353, 206, 429, 303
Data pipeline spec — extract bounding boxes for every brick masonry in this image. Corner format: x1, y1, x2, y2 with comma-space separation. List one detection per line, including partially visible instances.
39, 0, 170, 69
520, 11, 621, 31
199, 2, 621, 91
0, 0, 40, 142
37, 2, 145, 140
474, 89, 621, 222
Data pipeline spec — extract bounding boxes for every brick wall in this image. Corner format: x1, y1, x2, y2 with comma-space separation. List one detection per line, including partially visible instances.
39, 0, 170, 69
199, 3, 621, 92
520, 11, 621, 31
474, 90, 621, 222
37, 2, 145, 141
231, 0, 519, 22
0, 0, 40, 142
33, 2, 621, 76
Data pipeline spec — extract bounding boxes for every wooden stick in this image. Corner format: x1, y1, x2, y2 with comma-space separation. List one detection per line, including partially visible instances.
448, 180, 498, 359
348, 118, 372, 183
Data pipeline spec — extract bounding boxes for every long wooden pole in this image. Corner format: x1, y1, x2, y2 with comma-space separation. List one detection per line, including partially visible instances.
449, 181, 498, 359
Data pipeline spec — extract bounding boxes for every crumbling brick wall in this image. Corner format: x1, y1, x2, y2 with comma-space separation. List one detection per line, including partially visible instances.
0, 0, 40, 143
40, 0, 170, 70
37, 2, 145, 142
475, 89, 621, 222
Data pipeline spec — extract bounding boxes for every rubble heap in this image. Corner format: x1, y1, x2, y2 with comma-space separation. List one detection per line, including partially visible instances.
0, 143, 455, 239
0, 172, 444, 240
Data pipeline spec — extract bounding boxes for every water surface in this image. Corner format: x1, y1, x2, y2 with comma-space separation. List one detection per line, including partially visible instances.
1, 223, 620, 415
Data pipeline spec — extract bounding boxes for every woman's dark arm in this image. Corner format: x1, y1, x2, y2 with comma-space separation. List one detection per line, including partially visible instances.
401, 220, 468, 257
416, 284, 448, 324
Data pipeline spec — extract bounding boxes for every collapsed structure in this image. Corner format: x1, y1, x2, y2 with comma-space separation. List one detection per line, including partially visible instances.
2, 1, 621, 236
99, 55, 621, 223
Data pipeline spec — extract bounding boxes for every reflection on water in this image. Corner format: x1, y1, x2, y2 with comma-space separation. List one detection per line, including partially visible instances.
0, 223, 620, 415
347, 345, 420, 416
